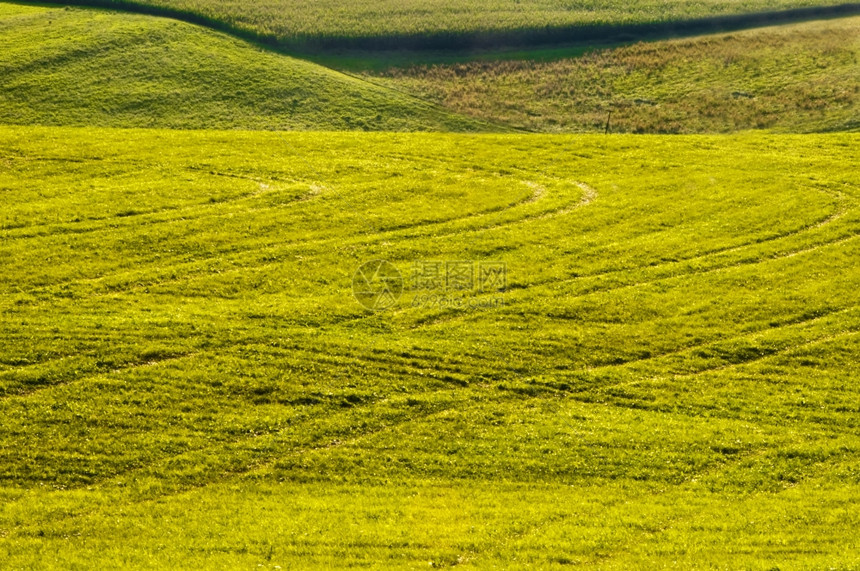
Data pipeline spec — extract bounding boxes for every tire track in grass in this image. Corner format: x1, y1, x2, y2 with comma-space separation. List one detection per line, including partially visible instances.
240, 343, 508, 388
0, 173, 587, 305
389, 178, 855, 330
535, 229, 860, 315
273, 305, 859, 394
0, 387, 477, 536
458, 306, 860, 418
0, 329, 508, 513
411, 234, 857, 352
511, 182, 854, 297
3, 183, 853, 395
0, 349, 203, 402
563, 326, 860, 429
9, 165, 848, 318
0, 384, 635, 540
653, 325, 860, 384
399, 278, 859, 410
0, 167, 320, 240
561, 305, 860, 379
1, 166, 569, 271
8, 179, 845, 389
1, 150, 558, 239
0, 345, 852, 550
413, 218, 858, 333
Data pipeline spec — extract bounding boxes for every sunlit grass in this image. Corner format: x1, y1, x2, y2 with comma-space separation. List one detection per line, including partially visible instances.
372, 16, 860, 133
0, 126, 857, 567
0, 3, 492, 131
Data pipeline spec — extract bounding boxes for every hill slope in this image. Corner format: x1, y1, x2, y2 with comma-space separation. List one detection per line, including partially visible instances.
0, 126, 858, 568
373, 15, 860, 133
0, 3, 492, 131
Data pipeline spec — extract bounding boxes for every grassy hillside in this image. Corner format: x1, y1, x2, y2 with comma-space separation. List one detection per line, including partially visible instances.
0, 126, 858, 568
0, 3, 491, 131
34, 0, 860, 50
374, 16, 860, 133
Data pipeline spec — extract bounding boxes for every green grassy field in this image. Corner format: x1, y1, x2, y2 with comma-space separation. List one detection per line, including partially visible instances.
36, 0, 858, 49
0, 125, 858, 568
0, 3, 491, 131
372, 16, 860, 133
2, 0, 859, 567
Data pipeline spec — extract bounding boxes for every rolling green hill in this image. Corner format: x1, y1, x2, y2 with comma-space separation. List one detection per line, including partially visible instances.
373, 16, 860, 133
39, 0, 860, 50
0, 126, 857, 568
0, 3, 492, 131
4, 2, 856, 134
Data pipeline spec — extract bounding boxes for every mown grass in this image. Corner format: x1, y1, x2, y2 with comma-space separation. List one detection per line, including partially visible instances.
373, 16, 860, 133
31, 0, 859, 50
0, 3, 492, 131
0, 126, 858, 568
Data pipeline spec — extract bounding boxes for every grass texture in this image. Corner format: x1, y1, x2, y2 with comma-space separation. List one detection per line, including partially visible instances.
0, 126, 857, 568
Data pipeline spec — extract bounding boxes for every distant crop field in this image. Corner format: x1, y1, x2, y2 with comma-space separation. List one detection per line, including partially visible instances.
0, 127, 858, 568
374, 16, 860, 133
49, 0, 858, 49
